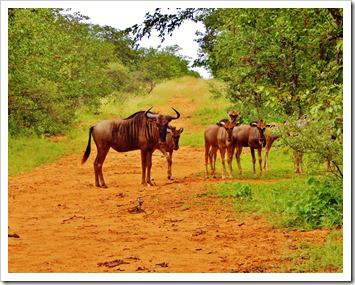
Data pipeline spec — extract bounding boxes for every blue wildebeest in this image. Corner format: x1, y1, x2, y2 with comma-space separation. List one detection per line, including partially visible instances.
204, 120, 237, 179
158, 125, 183, 180
81, 107, 180, 187
231, 120, 269, 176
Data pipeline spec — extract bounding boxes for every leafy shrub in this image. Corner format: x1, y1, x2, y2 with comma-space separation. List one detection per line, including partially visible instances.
283, 178, 342, 229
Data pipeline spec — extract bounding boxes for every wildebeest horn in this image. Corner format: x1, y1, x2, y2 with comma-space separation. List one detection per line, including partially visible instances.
169, 107, 180, 120
145, 107, 158, 119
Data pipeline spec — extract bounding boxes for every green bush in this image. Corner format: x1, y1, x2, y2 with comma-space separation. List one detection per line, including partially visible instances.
284, 178, 343, 229
212, 176, 342, 230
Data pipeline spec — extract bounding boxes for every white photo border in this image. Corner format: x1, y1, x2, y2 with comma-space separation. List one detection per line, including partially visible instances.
1, 0, 351, 282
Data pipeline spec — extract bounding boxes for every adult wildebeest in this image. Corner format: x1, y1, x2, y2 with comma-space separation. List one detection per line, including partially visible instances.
161, 126, 183, 180
204, 120, 237, 179
231, 120, 268, 176
81, 107, 180, 187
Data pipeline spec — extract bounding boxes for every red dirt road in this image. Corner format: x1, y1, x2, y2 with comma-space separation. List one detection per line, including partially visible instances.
8, 146, 330, 273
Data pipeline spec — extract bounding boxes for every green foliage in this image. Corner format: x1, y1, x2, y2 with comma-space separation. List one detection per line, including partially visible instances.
281, 119, 343, 179
9, 9, 198, 137
198, 9, 343, 179
211, 176, 342, 230
284, 178, 343, 229
9, 9, 116, 135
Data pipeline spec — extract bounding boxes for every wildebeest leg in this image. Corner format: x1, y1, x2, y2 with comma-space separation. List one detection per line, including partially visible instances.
227, 144, 234, 178
167, 151, 173, 179
257, 147, 263, 176
236, 145, 243, 175
205, 143, 210, 178
219, 147, 227, 179
251, 148, 256, 175
213, 147, 218, 177
94, 145, 110, 188
209, 146, 218, 178
263, 144, 270, 171
146, 150, 154, 186
141, 150, 147, 185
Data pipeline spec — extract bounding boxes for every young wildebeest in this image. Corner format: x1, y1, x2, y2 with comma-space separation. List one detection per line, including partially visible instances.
227, 110, 241, 123
231, 120, 268, 176
160, 126, 183, 180
204, 120, 236, 179
81, 107, 180, 187
208, 110, 241, 176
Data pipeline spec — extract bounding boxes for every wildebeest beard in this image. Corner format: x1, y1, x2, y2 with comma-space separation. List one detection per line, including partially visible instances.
158, 126, 168, 142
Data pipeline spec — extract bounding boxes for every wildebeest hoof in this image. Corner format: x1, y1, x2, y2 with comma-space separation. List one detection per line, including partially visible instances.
101, 184, 108, 189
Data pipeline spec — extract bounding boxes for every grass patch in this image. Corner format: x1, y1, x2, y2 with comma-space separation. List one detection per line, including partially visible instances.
286, 230, 343, 272
209, 147, 296, 179
209, 176, 343, 230
179, 131, 204, 147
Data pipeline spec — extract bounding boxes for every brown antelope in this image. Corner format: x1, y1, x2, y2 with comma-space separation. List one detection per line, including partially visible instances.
204, 120, 236, 179
81, 107, 180, 187
231, 120, 268, 176
157, 125, 183, 180
208, 110, 241, 176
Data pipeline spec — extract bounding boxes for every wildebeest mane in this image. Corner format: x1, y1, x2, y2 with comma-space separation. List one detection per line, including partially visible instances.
111, 110, 159, 148
124, 110, 157, 120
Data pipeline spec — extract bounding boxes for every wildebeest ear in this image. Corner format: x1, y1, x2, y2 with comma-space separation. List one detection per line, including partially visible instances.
266, 124, 272, 128
250, 122, 257, 127
179, 128, 184, 133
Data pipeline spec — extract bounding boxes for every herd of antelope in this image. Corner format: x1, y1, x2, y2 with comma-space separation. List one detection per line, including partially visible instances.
82, 107, 302, 188
204, 110, 281, 179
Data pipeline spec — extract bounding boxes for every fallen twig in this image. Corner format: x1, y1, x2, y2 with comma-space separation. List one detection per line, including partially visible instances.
97, 259, 129, 268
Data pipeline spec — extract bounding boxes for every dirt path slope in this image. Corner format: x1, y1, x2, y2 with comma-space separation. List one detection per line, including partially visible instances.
8, 78, 329, 273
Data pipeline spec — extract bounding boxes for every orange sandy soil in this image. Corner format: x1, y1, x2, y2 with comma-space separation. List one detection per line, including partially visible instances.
8, 146, 330, 273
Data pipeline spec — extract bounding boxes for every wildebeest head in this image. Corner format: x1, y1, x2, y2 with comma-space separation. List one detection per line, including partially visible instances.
169, 126, 184, 150
145, 107, 180, 142
250, 119, 267, 146
218, 120, 236, 142
228, 110, 241, 123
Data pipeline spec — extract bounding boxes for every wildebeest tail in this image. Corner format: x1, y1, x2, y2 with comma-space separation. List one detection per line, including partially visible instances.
82, 126, 94, 164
